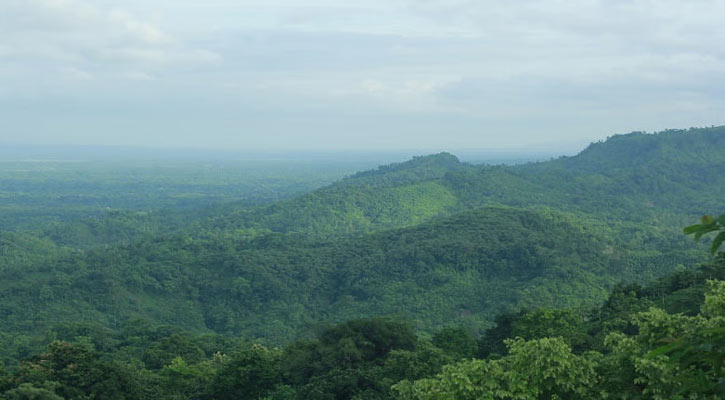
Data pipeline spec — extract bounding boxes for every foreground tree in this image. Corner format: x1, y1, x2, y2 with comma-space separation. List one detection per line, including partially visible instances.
11, 341, 144, 400
393, 337, 600, 399
684, 214, 725, 254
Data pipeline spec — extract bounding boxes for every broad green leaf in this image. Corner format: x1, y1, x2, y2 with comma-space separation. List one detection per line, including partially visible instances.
711, 231, 725, 254
683, 224, 703, 234
647, 341, 682, 358
694, 226, 719, 241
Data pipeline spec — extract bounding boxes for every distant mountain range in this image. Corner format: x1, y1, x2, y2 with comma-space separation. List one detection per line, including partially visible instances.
200, 126, 725, 237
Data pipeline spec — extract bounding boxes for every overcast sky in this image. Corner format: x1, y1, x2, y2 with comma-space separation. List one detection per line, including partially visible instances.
1, 0, 724, 151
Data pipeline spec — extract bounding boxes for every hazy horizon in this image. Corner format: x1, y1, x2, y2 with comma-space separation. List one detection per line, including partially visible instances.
2, 0, 724, 150
0, 141, 574, 165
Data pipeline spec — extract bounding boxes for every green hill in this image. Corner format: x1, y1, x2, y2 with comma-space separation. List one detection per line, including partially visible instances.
0, 207, 702, 355
560, 127, 725, 170
197, 127, 725, 239
200, 153, 465, 237
29, 127, 724, 247
1, 126, 722, 362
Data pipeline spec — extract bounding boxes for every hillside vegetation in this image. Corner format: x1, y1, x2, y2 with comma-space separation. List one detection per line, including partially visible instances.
200, 127, 725, 238
5, 207, 688, 348
0, 127, 724, 398
2, 245, 723, 399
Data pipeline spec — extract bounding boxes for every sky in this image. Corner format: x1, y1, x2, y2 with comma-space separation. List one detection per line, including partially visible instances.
1, 0, 724, 152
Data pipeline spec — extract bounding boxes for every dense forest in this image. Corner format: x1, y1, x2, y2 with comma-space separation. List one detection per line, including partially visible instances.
1, 127, 724, 398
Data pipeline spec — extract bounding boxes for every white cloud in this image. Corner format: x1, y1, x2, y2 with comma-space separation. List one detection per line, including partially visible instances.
59, 66, 94, 81
120, 71, 155, 81
0, 0, 221, 82
108, 9, 171, 45
1, 0, 724, 150
346, 76, 460, 113
360, 79, 385, 94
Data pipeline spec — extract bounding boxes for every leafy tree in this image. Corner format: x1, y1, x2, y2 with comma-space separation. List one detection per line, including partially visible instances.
279, 318, 417, 399
477, 310, 527, 358
431, 326, 477, 359
642, 280, 725, 397
0, 365, 12, 394
394, 337, 600, 399
378, 342, 452, 384
685, 214, 725, 254
317, 318, 417, 365
2, 383, 64, 400
210, 344, 282, 400
142, 334, 205, 370
510, 309, 589, 352
12, 341, 143, 400
599, 279, 725, 398
159, 356, 217, 400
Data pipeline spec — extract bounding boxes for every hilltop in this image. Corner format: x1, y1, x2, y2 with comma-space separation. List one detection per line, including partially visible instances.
196, 126, 725, 239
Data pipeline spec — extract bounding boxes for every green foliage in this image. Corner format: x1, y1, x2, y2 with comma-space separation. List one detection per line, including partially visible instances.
510, 309, 590, 352
685, 214, 725, 254
0, 156, 372, 244
1, 127, 725, 399
142, 334, 205, 370
10, 341, 144, 400
158, 356, 217, 400
378, 342, 453, 384
317, 318, 417, 364
2, 383, 64, 400
211, 345, 282, 400
0, 261, 723, 399
640, 280, 725, 398
431, 327, 477, 359
3, 206, 660, 352
2, 127, 722, 361
280, 317, 416, 397
0, 365, 10, 393
600, 281, 725, 399
394, 337, 601, 399
395, 260, 725, 399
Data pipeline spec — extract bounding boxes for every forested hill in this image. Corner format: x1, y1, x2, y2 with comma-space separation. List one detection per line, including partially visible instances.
199, 153, 467, 236
0, 207, 700, 356
339, 152, 464, 187
199, 126, 725, 238
556, 126, 725, 170
505, 126, 725, 213
1, 126, 722, 367
35, 127, 724, 246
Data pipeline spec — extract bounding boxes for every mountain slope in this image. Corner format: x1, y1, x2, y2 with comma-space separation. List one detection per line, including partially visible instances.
201, 153, 466, 236
1, 126, 722, 358
0, 207, 703, 347
196, 127, 725, 239
559, 127, 725, 170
